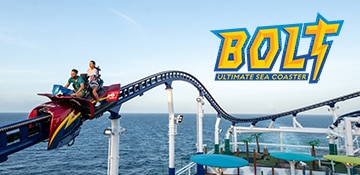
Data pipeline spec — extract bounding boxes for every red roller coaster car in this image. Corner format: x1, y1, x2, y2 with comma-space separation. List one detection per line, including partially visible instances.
27, 81, 120, 150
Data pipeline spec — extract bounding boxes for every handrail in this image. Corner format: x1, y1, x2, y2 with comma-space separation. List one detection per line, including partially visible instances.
175, 162, 196, 175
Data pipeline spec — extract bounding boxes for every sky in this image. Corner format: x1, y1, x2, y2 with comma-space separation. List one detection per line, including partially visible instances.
0, 1, 359, 117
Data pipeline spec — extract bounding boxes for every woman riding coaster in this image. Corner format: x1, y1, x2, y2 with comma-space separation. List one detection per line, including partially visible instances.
87, 60, 101, 106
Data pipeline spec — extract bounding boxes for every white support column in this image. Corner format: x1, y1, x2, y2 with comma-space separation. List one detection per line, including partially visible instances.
293, 116, 296, 128
344, 117, 354, 156
280, 131, 284, 152
329, 105, 340, 154
225, 126, 231, 140
214, 116, 221, 154
196, 96, 204, 153
107, 117, 120, 175
292, 116, 303, 128
268, 120, 275, 128
329, 105, 339, 122
166, 86, 176, 175
289, 161, 296, 175
196, 96, 205, 175
233, 129, 237, 151
107, 133, 111, 174
224, 125, 233, 155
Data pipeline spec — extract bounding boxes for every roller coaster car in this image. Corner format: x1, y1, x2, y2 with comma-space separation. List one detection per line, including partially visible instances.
27, 83, 120, 150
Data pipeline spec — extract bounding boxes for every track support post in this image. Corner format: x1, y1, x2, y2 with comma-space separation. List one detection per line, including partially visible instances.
105, 112, 125, 175
328, 104, 339, 155
166, 83, 176, 175
196, 96, 205, 175
214, 114, 221, 154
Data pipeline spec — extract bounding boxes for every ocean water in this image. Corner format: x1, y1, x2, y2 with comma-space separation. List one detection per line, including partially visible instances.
0, 113, 333, 175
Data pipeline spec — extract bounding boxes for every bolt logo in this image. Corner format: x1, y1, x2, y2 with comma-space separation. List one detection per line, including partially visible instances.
212, 14, 343, 83
107, 91, 119, 101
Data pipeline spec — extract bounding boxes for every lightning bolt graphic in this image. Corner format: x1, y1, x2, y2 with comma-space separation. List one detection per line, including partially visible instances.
304, 14, 343, 83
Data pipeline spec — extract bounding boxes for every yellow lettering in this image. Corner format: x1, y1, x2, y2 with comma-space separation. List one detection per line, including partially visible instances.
282, 26, 306, 69
249, 28, 280, 70
213, 30, 249, 70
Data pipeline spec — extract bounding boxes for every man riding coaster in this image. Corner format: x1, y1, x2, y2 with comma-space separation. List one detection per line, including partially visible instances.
64, 69, 86, 97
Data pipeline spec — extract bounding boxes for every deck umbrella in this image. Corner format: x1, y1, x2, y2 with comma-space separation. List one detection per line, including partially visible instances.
270, 152, 316, 175
190, 154, 248, 175
323, 155, 360, 175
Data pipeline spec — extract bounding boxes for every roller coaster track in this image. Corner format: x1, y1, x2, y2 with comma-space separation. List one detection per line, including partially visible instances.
0, 114, 51, 162
115, 70, 360, 123
1, 70, 360, 162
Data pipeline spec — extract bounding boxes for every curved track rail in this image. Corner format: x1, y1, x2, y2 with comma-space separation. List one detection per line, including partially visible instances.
115, 70, 360, 123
